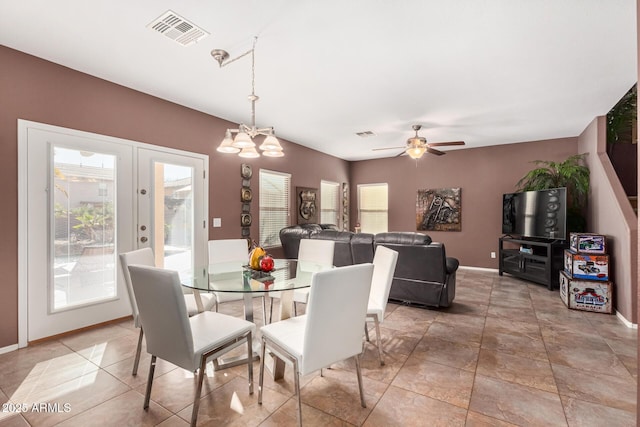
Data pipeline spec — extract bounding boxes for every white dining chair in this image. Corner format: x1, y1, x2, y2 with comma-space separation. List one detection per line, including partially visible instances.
365, 246, 399, 366
127, 264, 255, 427
119, 248, 216, 375
208, 239, 267, 324
289, 239, 335, 316
258, 263, 374, 427
267, 238, 335, 321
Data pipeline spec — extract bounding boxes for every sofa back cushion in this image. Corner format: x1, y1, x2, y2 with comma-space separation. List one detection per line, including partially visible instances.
374, 232, 445, 284
310, 230, 354, 266
375, 232, 432, 246
279, 226, 315, 259
319, 224, 339, 230
351, 233, 375, 264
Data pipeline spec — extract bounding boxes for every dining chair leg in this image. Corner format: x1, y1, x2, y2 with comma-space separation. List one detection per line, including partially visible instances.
247, 331, 254, 395
132, 328, 144, 376
144, 355, 156, 410
373, 315, 384, 366
191, 355, 208, 427
268, 298, 274, 324
354, 355, 366, 408
261, 297, 267, 326
293, 301, 298, 316
364, 323, 370, 342
293, 359, 302, 427
258, 337, 267, 405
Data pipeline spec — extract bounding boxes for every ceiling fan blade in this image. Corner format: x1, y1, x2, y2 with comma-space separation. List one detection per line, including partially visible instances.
426, 147, 446, 156
372, 146, 406, 151
427, 141, 465, 147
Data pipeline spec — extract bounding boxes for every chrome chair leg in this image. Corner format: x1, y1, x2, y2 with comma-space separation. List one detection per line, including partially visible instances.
191, 355, 208, 427
355, 354, 366, 408
364, 323, 370, 342
247, 331, 254, 395
262, 297, 267, 325
143, 355, 156, 410
258, 336, 267, 404
294, 358, 302, 427
132, 328, 144, 376
373, 314, 384, 365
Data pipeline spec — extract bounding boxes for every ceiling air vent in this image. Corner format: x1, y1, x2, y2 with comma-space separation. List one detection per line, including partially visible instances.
147, 10, 209, 46
356, 131, 376, 137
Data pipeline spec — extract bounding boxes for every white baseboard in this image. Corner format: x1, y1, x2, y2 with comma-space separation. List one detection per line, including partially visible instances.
616, 311, 637, 329
458, 265, 498, 273
0, 344, 18, 355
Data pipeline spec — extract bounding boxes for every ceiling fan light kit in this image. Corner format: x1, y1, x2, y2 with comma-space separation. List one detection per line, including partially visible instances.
213, 37, 284, 158
373, 124, 465, 160
406, 140, 427, 159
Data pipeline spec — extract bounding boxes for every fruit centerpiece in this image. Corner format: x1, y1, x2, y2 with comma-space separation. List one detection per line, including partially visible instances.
249, 241, 274, 273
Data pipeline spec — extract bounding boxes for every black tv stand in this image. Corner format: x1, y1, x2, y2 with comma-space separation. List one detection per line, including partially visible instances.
498, 236, 567, 290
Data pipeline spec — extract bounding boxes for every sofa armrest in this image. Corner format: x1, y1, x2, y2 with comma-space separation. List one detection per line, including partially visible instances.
446, 257, 460, 274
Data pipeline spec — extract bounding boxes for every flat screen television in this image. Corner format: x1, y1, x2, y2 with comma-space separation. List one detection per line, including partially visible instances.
502, 187, 567, 240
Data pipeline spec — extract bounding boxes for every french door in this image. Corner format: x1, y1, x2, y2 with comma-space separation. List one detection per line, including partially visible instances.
137, 148, 207, 280
19, 121, 207, 344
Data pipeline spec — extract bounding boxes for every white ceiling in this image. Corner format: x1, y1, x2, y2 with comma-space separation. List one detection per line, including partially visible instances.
1, 1, 637, 161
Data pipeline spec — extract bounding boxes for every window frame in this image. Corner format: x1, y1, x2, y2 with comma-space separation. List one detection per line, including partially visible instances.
259, 169, 291, 248
320, 180, 341, 227
357, 183, 389, 234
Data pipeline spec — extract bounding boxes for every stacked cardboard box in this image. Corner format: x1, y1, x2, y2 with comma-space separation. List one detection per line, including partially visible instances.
559, 233, 613, 314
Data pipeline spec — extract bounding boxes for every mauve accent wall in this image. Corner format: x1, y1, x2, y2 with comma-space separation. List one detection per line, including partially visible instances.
349, 137, 579, 268
0, 46, 348, 347
578, 116, 637, 324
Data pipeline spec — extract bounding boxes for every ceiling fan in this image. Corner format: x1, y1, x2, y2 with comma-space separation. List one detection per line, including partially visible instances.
373, 125, 465, 159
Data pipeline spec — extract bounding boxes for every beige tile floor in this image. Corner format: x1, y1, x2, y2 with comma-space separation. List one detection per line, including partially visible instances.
0, 268, 637, 426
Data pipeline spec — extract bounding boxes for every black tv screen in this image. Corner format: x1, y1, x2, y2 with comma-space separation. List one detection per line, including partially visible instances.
502, 187, 567, 240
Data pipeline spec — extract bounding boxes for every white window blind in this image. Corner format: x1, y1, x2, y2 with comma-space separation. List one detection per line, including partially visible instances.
358, 183, 388, 234
259, 169, 291, 248
320, 180, 340, 226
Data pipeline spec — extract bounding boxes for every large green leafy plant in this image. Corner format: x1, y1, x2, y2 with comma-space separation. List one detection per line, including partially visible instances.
607, 84, 636, 146
516, 154, 590, 232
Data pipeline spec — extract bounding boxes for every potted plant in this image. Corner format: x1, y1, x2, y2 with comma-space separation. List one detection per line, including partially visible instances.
516, 154, 590, 232
607, 84, 636, 149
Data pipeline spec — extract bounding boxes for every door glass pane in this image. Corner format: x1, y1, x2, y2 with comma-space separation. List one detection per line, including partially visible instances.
153, 163, 194, 279
52, 147, 116, 311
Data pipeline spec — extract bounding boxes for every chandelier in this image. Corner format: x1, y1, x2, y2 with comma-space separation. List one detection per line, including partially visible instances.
212, 37, 283, 158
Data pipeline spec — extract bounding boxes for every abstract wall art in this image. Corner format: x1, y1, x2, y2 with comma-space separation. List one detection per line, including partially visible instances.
416, 187, 461, 232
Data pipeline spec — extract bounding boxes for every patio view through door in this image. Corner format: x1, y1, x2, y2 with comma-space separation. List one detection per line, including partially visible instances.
136, 148, 207, 282
20, 121, 207, 344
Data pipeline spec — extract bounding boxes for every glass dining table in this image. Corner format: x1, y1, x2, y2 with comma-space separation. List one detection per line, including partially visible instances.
182, 259, 325, 379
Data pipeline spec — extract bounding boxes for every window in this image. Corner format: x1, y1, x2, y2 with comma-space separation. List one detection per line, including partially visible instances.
358, 183, 388, 234
320, 180, 340, 226
259, 169, 291, 248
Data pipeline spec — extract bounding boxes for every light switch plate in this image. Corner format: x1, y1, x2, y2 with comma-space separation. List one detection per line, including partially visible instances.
213, 217, 222, 227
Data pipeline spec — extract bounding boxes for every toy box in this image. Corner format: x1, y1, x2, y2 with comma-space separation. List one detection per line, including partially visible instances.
569, 233, 606, 254
564, 250, 609, 281
559, 271, 613, 313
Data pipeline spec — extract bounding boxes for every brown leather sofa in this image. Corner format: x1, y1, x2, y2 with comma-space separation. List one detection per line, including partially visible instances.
279, 225, 458, 308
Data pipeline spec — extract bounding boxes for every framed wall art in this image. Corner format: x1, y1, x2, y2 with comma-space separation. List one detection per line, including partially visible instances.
296, 187, 318, 224
241, 187, 252, 202
416, 188, 461, 232
241, 163, 253, 179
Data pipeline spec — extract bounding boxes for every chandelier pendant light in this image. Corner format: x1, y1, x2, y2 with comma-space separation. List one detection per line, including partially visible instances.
213, 37, 284, 158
